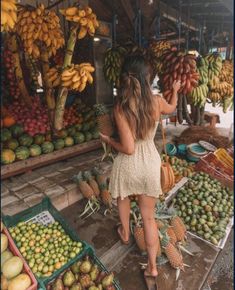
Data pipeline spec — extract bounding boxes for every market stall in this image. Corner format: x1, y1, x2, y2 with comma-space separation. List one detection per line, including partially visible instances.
1, 0, 234, 290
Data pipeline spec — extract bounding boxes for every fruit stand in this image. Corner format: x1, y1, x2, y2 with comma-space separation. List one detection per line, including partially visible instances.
1, 0, 233, 290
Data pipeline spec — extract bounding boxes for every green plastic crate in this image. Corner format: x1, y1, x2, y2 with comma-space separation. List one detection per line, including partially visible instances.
2, 197, 90, 286
39, 246, 122, 290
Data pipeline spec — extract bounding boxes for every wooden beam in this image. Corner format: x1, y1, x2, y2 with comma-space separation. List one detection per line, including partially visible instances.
159, 1, 199, 31
120, 0, 135, 29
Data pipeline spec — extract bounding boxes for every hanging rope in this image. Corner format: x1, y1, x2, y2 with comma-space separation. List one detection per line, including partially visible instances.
186, 1, 190, 52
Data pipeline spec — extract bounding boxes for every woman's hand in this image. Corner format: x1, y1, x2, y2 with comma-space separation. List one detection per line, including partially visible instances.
99, 133, 110, 144
172, 80, 181, 93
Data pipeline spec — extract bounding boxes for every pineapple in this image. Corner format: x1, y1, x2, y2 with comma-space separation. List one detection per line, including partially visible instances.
73, 172, 94, 199
161, 234, 184, 270
94, 103, 113, 136
167, 226, 177, 245
156, 235, 162, 257
170, 216, 187, 242
155, 219, 166, 230
83, 170, 100, 197
100, 183, 112, 208
92, 166, 107, 186
134, 225, 146, 252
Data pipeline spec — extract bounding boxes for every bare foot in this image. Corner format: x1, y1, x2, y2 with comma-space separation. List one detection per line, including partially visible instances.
117, 225, 129, 244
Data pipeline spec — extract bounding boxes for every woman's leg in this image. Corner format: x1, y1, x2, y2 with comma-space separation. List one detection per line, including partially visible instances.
138, 195, 158, 277
117, 197, 130, 242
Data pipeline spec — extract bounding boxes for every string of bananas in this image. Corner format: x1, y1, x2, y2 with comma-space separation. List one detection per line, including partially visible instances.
204, 53, 223, 81
219, 60, 233, 84
149, 40, 171, 58
59, 6, 99, 39
61, 63, 95, 92
16, 4, 65, 59
189, 84, 209, 108
188, 56, 209, 107
103, 46, 126, 86
1, 0, 17, 32
46, 66, 62, 88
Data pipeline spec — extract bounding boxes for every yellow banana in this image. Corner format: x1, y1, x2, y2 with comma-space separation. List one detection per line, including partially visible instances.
62, 79, 73, 87
78, 26, 87, 39
65, 7, 78, 16
78, 82, 86, 92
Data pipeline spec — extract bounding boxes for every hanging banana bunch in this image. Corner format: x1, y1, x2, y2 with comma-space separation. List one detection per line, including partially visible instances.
59, 6, 99, 39
61, 63, 95, 92
103, 46, 127, 86
16, 4, 65, 59
46, 66, 62, 88
1, 0, 17, 32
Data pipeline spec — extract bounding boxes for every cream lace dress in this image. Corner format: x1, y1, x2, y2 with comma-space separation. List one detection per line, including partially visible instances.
109, 121, 162, 200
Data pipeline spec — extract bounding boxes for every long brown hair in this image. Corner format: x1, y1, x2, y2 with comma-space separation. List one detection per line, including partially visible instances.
115, 55, 156, 140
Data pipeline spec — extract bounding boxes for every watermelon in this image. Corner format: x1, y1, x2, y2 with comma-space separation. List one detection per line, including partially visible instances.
64, 136, 74, 147
10, 124, 24, 138
1, 128, 12, 142
15, 146, 30, 160
82, 123, 90, 132
1, 149, 16, 164
29, 144, 42, 157
19, 134, 33, 147
5, 139, 19, 151
53, 139, 65, 150
85, 132, 92, 142
34, 134, 45, 145
75, 124, 82, 131
67, 126, 77, 137
41, 142, 54, 154
73, 132, 85, 144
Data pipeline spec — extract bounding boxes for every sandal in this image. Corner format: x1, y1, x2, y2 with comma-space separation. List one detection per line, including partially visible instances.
116, 224, 130, 245
144, 270, 158, 290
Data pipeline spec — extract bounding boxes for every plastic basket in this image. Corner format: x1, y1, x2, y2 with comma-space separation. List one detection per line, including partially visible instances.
39, 247, 122, 290
2, 227, 38, 290
2, 197, 90, 286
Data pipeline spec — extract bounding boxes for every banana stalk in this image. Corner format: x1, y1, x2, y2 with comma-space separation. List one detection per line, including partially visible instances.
8, 35, 32, 107
40, 47, 55, 127
54, 24, 79, 131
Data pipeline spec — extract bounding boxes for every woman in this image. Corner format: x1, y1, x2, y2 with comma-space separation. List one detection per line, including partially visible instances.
100, 55, 181, 286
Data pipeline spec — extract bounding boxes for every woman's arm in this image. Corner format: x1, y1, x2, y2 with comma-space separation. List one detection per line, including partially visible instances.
100, 106, 135, 155
158, 80, 181, 115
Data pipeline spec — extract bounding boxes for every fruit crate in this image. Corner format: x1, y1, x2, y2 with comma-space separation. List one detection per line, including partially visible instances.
187, 216, 234, 250
3, 227, 38, 290
2, 197, 90, 286
38, 246, 122, 290
195, 152, 233, 189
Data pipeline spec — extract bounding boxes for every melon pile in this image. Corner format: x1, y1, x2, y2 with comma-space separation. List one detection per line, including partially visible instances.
1, 222, 32, 290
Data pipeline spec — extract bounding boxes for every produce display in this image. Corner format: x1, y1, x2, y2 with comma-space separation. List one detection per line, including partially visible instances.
103, 45, 127, 86
171, 172, 233, 245
1, 97, 99, 165
1, 0, 17, 32
47, 254, 117, 290
1, 222, 33, 290
8, 221, 84, 278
